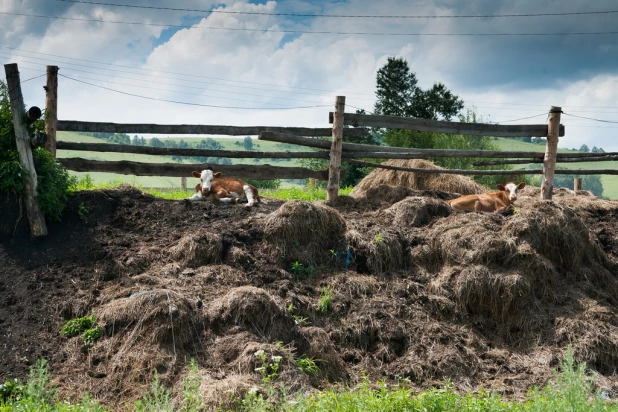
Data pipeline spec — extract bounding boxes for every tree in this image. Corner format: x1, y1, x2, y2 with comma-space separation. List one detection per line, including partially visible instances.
149, 137, 165, 147
374, 57, 463, 120
243, 136, 253, 150
579, 144, 590, 153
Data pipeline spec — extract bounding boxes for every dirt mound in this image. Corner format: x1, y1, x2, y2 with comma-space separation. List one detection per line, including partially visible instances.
264, 200, 346, 265
170, 232, 223, 268
350, 159, 485, 198
5, 185, 618, 408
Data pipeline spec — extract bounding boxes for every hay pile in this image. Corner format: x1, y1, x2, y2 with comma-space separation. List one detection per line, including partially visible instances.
350, 159, 485, 198
170, 231, 223, 268
70, 289, 203, 403
264, 200, 346, 264
206, 286, 301, 344
383, 196, 451, 228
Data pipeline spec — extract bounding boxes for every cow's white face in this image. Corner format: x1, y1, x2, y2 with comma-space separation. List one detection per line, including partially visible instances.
200, 169, 215, 189
498, 182, 526, 203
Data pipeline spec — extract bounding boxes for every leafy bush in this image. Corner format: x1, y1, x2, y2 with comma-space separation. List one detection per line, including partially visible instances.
61, 314, 95, 338
0, 80, 75, 222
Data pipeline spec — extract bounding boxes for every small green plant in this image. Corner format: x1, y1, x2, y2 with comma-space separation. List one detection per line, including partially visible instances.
293, 315, 309, 325
0, 379, 24, 403
254, 350, 283, 384
77, 201, 89, 223
374, 232, 382, 244
83, 325, 102, 349
317, 285, 333, 314
296, 355, 320, 376
134, 371, 175, 412
290, 261, 316, 277
60, 314, 95, 338
180, 358, 204, 411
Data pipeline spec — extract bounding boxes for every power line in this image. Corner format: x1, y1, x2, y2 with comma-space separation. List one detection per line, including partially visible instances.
0, 53, 350, 106
467, 100, 618, 110
0, 50, 374, 102
0, 46, 375, 97
55, 1, 618, 19
3, 12, 618, 36
563, 112, 618, 124
58, 73, 331, 110
491, 113, 549, 123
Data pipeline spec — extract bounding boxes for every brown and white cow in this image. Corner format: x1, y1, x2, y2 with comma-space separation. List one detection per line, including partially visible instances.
447, 182, 526, 213
189, 168, 260, 207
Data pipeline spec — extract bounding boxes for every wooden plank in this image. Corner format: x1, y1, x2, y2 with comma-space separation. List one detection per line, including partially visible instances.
541, 106, 562, 199
340, 165, 618, 176
574, 177, 582, 191
329, 112, 565, 137
58, 158, 331, 180
474, 155, 618, 166
4, 63, 48, 237
57, 120, 369, 137
56, 141, 332, 158
262, 131, 606, 159
44, 65, 58, 156
328, 96, 345, 203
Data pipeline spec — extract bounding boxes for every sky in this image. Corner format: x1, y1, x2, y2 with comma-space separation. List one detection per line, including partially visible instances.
1, 0, 618, 150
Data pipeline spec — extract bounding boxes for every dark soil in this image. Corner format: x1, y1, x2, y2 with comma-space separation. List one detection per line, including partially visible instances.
2, 185, 618, 410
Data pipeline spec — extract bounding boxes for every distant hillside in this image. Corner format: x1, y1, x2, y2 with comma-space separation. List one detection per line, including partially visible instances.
494, 138, 618, 199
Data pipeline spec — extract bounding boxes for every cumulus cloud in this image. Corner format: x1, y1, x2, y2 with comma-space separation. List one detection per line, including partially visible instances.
1, 0, 616, 149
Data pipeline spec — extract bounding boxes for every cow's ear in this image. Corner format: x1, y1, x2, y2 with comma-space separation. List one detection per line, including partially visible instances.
213, 172, 223, 178
496, 184, 506, 191
192, 171, 201, 178
517, 182, 526, 189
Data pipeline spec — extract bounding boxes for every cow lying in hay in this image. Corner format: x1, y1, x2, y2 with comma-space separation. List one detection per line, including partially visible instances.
189, 168, 260, 207
448, 182, 526, 212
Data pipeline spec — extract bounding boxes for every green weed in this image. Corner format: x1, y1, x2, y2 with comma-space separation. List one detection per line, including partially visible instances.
60, 314, 95, 338
317, 285, 333, 314
296, 356, 320, 376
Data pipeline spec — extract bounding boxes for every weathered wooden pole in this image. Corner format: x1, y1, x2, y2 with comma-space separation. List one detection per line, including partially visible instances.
5, 63, 48, 237
45, 65, 58, 156
181, 176, 187, 191
327, 96, 345, 204
541, 106, 562, 200
574, 177, 582, 192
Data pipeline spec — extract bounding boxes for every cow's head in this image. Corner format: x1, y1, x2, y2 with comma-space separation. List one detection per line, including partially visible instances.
497, 182, 526, 203
192, 168, 222, 195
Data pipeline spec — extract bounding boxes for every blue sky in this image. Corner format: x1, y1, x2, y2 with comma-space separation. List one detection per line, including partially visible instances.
1, 0, 617, 150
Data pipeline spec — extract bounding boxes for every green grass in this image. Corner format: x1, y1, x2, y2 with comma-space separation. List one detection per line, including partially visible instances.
4, 348, 616, 411
58, 132, 308, 188
70, 175, 352, 202
494, 138, 618, 199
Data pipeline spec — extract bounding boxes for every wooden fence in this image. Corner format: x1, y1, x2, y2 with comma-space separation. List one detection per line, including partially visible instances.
5, 62, 618, 235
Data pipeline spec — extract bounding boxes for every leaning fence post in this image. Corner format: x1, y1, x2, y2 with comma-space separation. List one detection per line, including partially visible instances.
45, 65, 58, 156
541, 106, 562, 200
5, 63, 48, 237
327, 96, 345, 204
574, 177, 582, 192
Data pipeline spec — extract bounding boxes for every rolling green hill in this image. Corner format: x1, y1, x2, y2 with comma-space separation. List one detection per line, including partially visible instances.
57, 132, 308, 188
493, 138, 618, 199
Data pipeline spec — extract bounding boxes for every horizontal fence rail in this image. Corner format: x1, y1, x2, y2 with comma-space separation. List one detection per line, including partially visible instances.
474, 155, 618, 166
259, 131, 600, 159
329, 112, 565, 138
58, 158, 331, 180
57, 120, 369, 137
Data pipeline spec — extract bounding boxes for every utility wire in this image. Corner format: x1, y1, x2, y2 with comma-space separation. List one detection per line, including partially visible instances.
55, 1, 618, 19
491, 113, 549, 123
58, 73, 331, 110
0, 46, 375, 96
563, 112, 618, 124
0, 50, 372, 101
3, 12, 618, 36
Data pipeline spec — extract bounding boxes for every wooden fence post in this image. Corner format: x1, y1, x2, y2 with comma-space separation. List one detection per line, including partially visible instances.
45, 65, 58, 156
541, 106, 562, 200
574, 177, 582, 192
327, 96, 345, 204
5, 63, 48, 237
181, 176, 187, 191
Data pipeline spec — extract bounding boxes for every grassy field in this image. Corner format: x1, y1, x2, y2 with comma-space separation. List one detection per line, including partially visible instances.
493, 138, 618, 199
56, 133, 618, 199
57, 132, 308, 189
